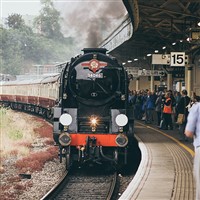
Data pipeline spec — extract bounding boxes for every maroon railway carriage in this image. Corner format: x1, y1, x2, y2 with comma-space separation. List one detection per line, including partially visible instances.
0, 74, 60, 118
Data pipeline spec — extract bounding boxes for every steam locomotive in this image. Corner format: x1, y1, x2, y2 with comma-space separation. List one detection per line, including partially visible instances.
54, 48, 135, 169
0, 48, 136, 170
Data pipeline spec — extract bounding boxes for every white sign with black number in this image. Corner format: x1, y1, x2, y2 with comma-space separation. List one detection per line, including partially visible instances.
170, 52, 185, 66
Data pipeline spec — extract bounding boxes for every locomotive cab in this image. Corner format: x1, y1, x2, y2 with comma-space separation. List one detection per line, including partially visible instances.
53, 48, 134, 169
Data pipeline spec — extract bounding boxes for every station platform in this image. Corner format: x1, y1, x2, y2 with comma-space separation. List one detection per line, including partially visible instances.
120, 120, 196, 200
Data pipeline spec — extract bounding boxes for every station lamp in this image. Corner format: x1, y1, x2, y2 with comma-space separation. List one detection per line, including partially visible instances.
186, 37, 191, 42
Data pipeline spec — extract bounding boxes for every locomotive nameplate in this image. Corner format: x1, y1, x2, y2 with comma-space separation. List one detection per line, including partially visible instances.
87, 73, 103, 78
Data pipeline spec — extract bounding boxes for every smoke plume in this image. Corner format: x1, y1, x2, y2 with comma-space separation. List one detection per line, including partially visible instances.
54, 0, 126, 48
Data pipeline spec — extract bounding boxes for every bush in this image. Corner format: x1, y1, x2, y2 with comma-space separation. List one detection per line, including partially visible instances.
15, 146, 58, 172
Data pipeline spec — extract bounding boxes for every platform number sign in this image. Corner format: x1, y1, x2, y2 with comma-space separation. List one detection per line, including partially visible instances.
170, 52, 185, 66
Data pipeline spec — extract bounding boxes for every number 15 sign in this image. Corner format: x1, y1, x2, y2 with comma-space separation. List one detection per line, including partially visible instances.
170, 52, 185, 66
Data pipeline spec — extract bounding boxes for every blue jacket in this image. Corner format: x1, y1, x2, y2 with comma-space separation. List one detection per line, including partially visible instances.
146, 95, 155, 110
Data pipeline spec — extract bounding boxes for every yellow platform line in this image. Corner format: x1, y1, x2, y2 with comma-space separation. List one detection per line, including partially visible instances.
136, 121, 195, 157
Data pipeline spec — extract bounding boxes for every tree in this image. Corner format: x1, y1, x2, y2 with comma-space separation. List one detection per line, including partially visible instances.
34, 0, 63, 40
0, 26, 76, 75
5, 14, 25, 29
0, 28, 24, 74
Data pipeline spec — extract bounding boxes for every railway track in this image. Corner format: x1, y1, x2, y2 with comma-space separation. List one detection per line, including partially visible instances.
40, 166, 118, 200
2, 109, 138, 200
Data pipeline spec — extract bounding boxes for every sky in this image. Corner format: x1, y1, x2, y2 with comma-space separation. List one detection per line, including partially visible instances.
1, 0, 41, 18
1, 0, 126, 18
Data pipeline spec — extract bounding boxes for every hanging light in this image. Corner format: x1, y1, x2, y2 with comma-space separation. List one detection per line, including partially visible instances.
186, 37, 191, 42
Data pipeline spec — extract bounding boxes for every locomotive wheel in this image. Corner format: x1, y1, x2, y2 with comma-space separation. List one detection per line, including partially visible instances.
46, 109, 53, 119
10, 103, 13, 109
42, 109, 47, 118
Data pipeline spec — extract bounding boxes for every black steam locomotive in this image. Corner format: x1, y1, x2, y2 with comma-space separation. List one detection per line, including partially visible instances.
53, 48, 135, 169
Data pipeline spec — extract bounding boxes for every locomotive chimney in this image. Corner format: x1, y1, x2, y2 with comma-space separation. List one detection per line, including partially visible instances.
82, 48, 108, 54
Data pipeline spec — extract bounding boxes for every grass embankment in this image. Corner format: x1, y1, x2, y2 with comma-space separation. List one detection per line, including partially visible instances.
0, 108, 59, 199
0, 108, 57, 173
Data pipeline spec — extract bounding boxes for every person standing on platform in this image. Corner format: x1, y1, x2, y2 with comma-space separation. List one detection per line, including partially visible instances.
177, 89, 191, 140
174, 91, 181, 122
145, 91, 155, 124
162, 92, 173, 130
168, 90, 176, 123
155, 91, 164, 127
185, 102, 200, 200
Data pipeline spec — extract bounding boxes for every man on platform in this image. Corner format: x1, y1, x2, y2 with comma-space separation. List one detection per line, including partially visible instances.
185, 102, 200, 200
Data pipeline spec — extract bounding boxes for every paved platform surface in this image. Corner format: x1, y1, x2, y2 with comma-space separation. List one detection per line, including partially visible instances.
120, 121, 195, 200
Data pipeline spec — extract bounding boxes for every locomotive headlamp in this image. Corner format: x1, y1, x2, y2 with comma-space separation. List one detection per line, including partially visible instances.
115, 134, 128, 147
90, 116, 98, 126
59, 132, 71, 146
59, 113, 72, 126
115, 114, 128, 127
91, 118, 97, 125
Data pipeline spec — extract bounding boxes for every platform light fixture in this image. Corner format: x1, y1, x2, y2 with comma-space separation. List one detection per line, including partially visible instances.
127, 60, 132, 63
154, 50, 159, 53
162, 46, 166, 49
197, 21, 200, 27
172, 42, 176, 45
134, 58, 138, 61
186, 37, 191, 42
180, 40, 183, 43
147, 54, 152, 57
122, 62, 126, 65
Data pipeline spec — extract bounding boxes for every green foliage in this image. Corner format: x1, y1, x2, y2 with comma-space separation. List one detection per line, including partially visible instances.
0, 28, 27, 74
0, 0, 77, 75
0, 25, 76, 75
8, 130, 23, 140
0, 108, 7, 116
0, 108, 7, 126
34, 0, 64, 41
0, 108, 22, 140
5, 14, 25, 29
